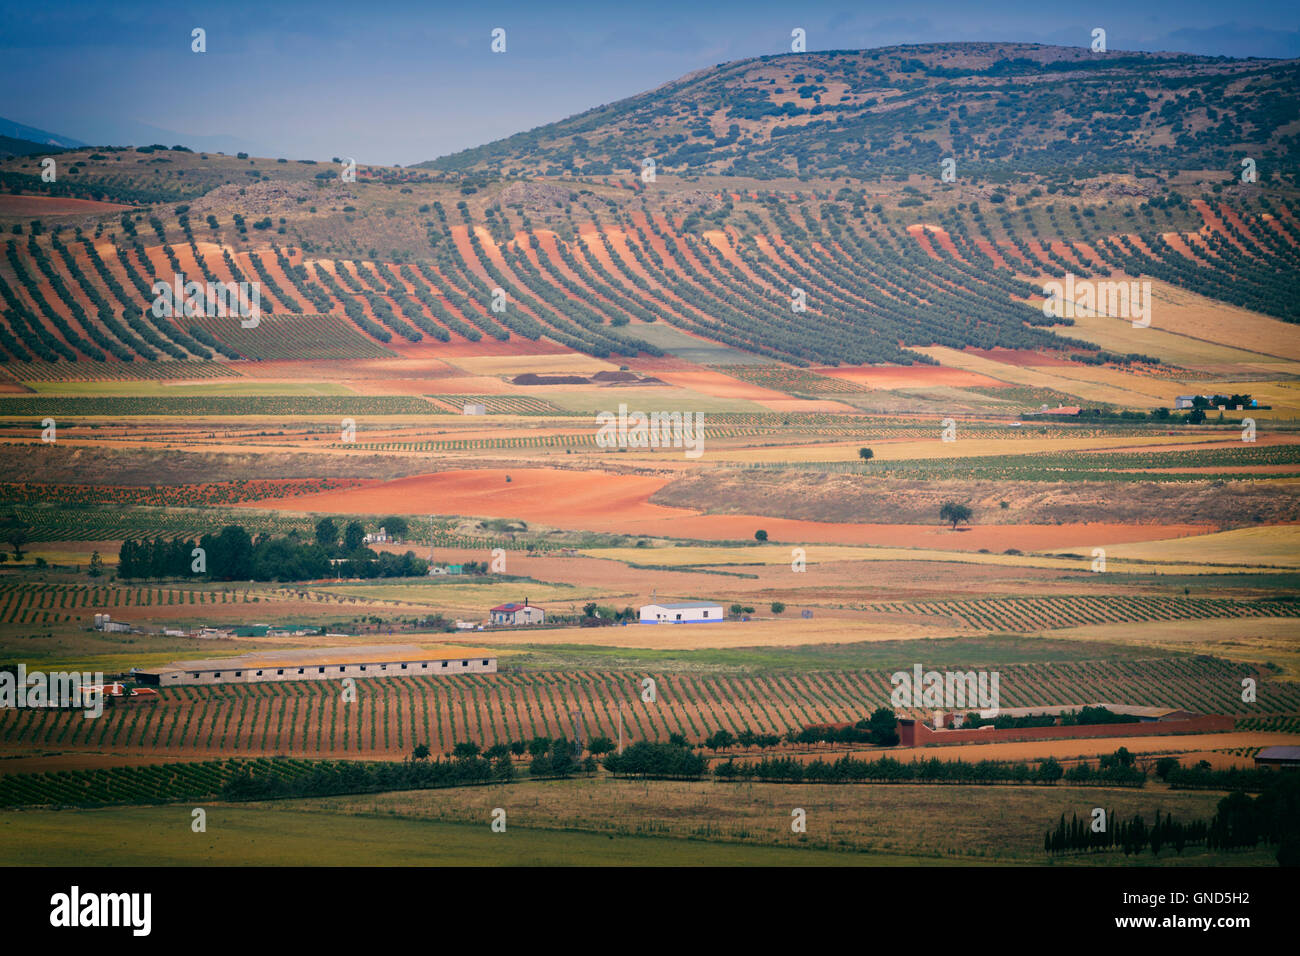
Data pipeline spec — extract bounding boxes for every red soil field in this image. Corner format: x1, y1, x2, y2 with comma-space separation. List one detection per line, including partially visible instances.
906, 224, 961, 260
1160, 232, 1210, 265
0, 195, 133, 216
1191, 200, 1250, 253
964, 347, 1077, 367
972, 238, 1012, 270
247, 468, 1213, 549
815, 365, 1007, 388
649, 367, 793, 401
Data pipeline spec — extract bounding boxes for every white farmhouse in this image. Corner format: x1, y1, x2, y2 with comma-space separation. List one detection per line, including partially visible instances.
639, 601, 724, 624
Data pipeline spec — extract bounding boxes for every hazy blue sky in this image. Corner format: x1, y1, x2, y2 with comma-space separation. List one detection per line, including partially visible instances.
2, 0, 1297, 165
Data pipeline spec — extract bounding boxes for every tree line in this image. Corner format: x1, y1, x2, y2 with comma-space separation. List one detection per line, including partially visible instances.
118, 521, 430, 581
1046, 772, 1299, 864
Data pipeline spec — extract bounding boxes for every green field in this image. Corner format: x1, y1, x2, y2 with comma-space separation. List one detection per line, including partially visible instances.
0, 804, 912, 866
0, 778, 1279, 866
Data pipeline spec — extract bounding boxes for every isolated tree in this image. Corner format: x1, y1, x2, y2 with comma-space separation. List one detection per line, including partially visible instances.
858, 447, 874, 461
88, 551, 104, 577
770, 601, 786, 615
314, 517, 338, 549
754, 529, 768, 542
412, 743, 431, 761
940, 501, 972, 530
730, 603, 744, 617
4, 518, 29, 561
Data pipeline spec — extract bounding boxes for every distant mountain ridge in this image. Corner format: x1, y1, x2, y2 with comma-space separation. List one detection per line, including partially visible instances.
0, 117, 85, 149
418, 41, 1299, 182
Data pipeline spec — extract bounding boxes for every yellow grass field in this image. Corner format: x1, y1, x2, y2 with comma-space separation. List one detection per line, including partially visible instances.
1136, 280, 1300, 361
1047, 310, 1294, 373
1056, 525, 1300, 568
1034, 278, 1300, 366
450, 616, 964, 649
1030, 618, 1300, 677
919, 346, 1170, 406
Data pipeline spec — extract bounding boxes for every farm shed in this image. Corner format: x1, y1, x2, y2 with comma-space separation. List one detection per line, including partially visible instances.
640, 601, 723, 624
136, 644, 497, 686
970, 703, 1199, 722
1254, 746, 1300, 768
490, 601, 545, 625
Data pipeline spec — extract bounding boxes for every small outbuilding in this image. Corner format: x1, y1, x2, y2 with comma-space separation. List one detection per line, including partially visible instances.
639, 601, 724, 624
1254, 746, 1300, 768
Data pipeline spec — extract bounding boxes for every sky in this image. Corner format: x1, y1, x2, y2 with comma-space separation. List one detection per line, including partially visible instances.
2, 0, 1298, 166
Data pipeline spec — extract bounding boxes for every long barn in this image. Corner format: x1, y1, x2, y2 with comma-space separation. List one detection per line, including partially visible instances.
136, 644, 497, 687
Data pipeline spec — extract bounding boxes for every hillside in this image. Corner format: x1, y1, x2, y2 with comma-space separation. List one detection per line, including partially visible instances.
0, 135, 65, 160
0, 42, 1296, 379
419, 42, 1300, 182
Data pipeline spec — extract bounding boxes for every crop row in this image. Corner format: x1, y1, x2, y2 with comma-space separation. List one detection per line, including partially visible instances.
2, 656, 1290, 759
0, 478, 364, 509
867, 595, 1300, 634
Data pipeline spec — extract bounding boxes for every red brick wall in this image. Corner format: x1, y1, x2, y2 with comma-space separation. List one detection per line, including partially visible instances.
897, 715, 1233, 747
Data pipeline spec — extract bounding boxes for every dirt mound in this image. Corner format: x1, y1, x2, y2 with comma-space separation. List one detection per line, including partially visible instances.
512, 373, 591, 385
190, 180, 355, 216
590, 370, 640, 382
499, 181, 573, 212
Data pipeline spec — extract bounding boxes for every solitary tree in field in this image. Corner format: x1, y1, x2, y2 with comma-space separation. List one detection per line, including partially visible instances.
858, 447, 874, 461
940, 501, 972, 530
5, 521, 29, 561
88, 551, 103, 577
754, 529, 768, 542
412, 743, 431, 760
770, 601, 786, 615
